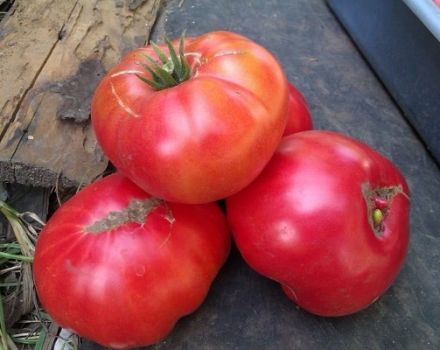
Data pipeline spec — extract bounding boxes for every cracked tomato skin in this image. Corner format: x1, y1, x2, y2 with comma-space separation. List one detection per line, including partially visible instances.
33, 173, 230, 349
283, 82, 313, 135
226, 130, 410, 316
91, 31, 288, 204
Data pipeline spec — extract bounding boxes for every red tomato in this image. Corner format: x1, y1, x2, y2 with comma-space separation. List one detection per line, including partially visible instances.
283, 83, 313, 135
33, 173, 230, 348
227, 131, 410, 316
91, 31, 288, 204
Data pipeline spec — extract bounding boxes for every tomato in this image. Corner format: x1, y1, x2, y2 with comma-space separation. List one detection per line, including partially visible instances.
283, 83, 313, 135
91, 31, 288, 204
33, 173, 230, 348
226, 131, 410, 316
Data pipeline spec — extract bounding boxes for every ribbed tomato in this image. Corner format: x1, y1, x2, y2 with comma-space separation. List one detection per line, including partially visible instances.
34, 173, 230, 348
91, 31, 288, 204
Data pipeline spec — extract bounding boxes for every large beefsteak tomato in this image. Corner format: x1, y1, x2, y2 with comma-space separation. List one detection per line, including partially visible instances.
91, 31, 288, 204
227, 131, 410, 316
33, 173, 230, 348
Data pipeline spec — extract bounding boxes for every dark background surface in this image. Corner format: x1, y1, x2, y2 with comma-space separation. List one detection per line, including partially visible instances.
82, 0, 440, 349
328, 0, 440, 167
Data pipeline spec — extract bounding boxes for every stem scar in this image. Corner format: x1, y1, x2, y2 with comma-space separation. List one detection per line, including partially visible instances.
361, 183, 409, 237
85, 198, 167, 233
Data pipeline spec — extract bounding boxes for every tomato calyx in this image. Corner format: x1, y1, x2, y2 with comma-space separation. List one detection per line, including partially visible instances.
362, 184, 408, 237
136, 34, 190, 90
85, 197, 173, 234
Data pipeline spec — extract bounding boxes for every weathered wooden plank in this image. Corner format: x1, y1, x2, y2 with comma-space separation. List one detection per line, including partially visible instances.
0, 0, 76, 138
0, 0, 162, 188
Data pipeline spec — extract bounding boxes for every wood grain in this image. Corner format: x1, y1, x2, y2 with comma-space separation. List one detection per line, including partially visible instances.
0, 0, 162, 188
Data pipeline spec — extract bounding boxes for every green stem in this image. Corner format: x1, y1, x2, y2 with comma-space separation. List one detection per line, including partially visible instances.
136, 33, 191, 90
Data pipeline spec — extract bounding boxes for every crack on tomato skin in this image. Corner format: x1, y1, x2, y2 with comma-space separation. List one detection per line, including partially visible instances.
361, 184, 409, 237
212, 50, 247, 58
85, 197, 170, 233
158, 227, 173, 248
203, 50, 248, 70
187, 50, 248, 78
110, 69, 145, 78
157, 201, 176, 248
184, 52, 205, 78
109, 80, 140, 118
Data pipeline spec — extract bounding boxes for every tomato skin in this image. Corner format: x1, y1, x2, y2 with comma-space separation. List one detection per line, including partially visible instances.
91, 31, 288, 204
226, 131, 410, 317
33, 173, 230, 348
283, 83, 313, 135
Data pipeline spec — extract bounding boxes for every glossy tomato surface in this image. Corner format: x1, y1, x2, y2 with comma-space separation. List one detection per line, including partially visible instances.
227, 131, 410, 316
91, 31, 288, 204
283, 83, 313, 135
34, 173, 230, 348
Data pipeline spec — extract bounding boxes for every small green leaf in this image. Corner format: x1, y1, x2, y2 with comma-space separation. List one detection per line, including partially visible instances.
151, 41, 169, 65
166, 37, 182, 78
144, 54, 164, 70
135, 74, 164, 90
178, 33, 190, 80
181, 57, 189, 81
156, 68, 178, 87
137, 59, 161, 82
142, 55, 178, 86
179, 32, 186, 58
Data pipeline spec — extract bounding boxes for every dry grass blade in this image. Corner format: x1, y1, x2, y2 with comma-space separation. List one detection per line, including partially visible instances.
0, 293, 18, 350
0, 203, 35, 257
0, 200, 46, 350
